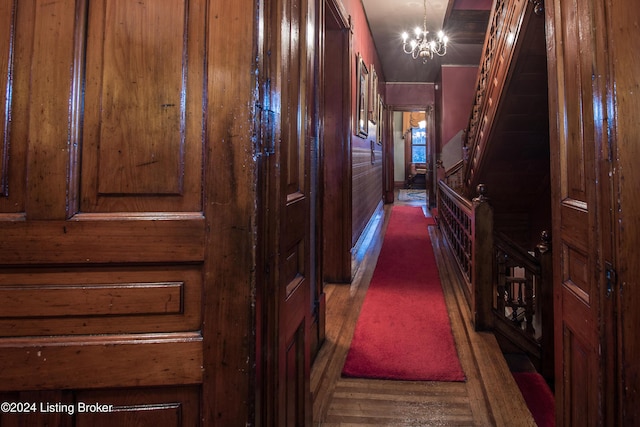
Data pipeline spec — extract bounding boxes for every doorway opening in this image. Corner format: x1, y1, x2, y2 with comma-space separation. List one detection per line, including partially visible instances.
390, 109, 435, 206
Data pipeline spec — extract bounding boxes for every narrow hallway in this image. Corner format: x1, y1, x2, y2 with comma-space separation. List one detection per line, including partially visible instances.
311, 190, 536, 426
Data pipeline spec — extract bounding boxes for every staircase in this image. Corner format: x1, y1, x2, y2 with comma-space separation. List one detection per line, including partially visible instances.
437, 0, 554, 382
463, 0, 549, 249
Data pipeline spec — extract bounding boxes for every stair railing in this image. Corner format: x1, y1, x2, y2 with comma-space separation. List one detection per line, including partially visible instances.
493, 230, 554, 380
437, 180, 493, 330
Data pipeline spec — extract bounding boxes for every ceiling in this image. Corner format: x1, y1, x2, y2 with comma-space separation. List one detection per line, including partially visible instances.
361, 0, 492, 82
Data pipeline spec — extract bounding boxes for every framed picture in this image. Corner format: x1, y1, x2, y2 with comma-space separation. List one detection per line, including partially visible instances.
377, 94, 384, 145
356, 53, 368, 137
369, 65, 378, 124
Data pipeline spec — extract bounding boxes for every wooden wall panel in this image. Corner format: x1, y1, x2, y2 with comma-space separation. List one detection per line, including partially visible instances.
609, 0, 640, 423
351, 145, 382, 247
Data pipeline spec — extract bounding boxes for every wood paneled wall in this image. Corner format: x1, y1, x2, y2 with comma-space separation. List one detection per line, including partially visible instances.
351, 144, 382, 247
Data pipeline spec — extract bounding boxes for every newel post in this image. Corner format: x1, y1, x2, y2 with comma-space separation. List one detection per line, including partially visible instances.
472, 184, 494, 330
536, 230, 554, 383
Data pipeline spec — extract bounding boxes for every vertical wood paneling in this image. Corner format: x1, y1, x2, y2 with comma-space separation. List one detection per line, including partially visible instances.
608, 0, 640, 423
351, 145, 382, 247
203, 0, 258, 422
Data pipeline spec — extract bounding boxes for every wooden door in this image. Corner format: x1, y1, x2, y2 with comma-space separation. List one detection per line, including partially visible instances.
0, 0, 258, 425
546, 0, 614, 425
260, 0, 315, 424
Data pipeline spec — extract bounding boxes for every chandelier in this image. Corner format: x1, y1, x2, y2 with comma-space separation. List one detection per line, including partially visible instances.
401, 0, 448, 63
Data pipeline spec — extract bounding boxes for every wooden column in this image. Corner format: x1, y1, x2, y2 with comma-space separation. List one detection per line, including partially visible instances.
536, 230, 554, 383
471, 184, 494, 330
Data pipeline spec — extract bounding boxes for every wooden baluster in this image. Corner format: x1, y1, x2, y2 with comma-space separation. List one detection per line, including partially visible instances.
524, 271, 536, 335
496, 250, 507, 316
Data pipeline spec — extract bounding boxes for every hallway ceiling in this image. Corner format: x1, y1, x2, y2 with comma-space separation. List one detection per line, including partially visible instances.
361, 0, 492, 83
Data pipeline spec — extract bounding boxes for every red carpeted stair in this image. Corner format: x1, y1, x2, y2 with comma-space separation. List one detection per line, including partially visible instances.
513, 372, 556, 427
342, 205, 465, 382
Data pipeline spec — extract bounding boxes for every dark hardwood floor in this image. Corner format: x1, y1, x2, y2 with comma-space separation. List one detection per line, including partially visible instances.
311, 189, 536, 426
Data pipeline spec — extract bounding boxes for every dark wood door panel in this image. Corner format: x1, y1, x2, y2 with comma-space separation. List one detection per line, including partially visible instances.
0, 333, 203, 390
81, 0, 205, 213
0, 216, 205, 265
562, 326, 598, 426
0, 266, 202, 336
0, 387, 200, 427
76, 386, 200, 427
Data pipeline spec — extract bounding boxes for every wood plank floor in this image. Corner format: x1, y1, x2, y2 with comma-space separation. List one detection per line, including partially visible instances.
310, 191, 536, 426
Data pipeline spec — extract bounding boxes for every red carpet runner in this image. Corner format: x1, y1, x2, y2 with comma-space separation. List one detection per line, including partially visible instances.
342, 205, 466, 381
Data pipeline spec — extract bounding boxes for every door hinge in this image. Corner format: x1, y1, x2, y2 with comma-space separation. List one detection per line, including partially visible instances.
257, 105, 276, 156
605, 261, 616, 298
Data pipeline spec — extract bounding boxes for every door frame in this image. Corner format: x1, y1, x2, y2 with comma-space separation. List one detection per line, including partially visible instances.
317, 0, 352, 287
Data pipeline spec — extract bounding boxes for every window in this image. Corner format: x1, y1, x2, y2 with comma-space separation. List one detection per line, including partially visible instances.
411, 126, 427, 163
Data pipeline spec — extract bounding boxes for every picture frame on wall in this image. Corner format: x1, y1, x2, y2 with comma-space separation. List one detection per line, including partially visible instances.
356, 53, 368, 137
369, 64, 378, 124
377, 94, 384, 145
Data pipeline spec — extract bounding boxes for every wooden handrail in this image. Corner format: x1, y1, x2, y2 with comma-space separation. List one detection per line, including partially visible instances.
445, 159, 464, 177
463, 0, 536, 191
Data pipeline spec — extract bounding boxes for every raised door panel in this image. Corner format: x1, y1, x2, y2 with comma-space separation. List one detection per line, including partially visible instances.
0, 388, 200, 427
75, 387, 200, 427
82, 0, 203, 212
